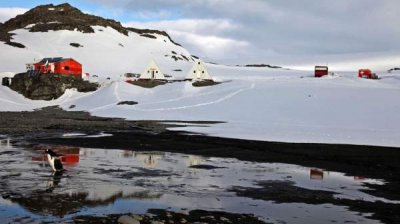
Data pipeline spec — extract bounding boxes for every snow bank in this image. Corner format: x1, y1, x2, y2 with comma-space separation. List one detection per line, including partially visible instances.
1, 26, 400, 147
57, 66, 400, 147
0, 26, 193, 78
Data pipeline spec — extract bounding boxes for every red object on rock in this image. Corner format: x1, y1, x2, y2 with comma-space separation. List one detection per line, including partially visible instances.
33, 57, 82, 78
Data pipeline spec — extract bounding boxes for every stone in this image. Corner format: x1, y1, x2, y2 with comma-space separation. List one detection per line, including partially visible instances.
150, 221, 164, 224
177, 211, 189, 215
131, 214, 143, 221
117, 215, 140, 224
9, 73, 98, 100
117, 101, 138, 105
220, 216, 230, 222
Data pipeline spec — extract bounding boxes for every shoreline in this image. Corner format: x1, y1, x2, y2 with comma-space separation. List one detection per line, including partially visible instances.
1, 106, 399, 186
1, 106, 400, 223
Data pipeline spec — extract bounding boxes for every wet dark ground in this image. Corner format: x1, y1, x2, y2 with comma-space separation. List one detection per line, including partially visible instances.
74, 209, 266, 224
35, 131, 400, 199
32, 131, 400, 223
1, 107, 400, 223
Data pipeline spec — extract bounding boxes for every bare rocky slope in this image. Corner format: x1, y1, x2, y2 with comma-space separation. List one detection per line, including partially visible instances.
0, 3, 181, 48
9, 73, 98, 100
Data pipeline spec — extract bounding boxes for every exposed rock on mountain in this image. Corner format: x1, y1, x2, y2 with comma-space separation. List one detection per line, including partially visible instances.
0, 3, 181, 48
244, 64, 282, 69
10, 73, 99, 100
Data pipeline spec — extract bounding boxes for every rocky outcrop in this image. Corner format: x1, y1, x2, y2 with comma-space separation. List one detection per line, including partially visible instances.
9, 73, 99, 100
0, 3, 181, 48
244, 64, 282, 69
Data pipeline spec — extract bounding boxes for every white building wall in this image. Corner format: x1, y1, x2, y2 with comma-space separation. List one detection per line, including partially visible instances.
186, 60, 213, 80
140, 60, 166, 80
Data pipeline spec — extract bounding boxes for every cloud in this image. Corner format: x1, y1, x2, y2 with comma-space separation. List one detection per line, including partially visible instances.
125, 19, 249, 61
0, 7, 28, 23
4, 0, 400, 66
91, 0, 400, 65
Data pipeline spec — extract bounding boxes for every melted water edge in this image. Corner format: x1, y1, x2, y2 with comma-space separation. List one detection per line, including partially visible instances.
0, 138, 394, 224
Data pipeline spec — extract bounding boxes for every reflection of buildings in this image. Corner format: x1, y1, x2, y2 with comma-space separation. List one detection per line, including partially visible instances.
122, 150, 134, 158
32, 146, 80, 166
354, 176, 366, 181
133, 152, 163, 168
0, 138, 11, 148
310, 169, 324, 180
187, 155, 204, 167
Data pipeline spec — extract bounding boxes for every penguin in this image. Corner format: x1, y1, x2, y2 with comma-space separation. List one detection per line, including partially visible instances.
45, 149, 65, 172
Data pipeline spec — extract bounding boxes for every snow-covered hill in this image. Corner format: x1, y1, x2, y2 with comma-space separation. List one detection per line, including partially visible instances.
1, 3, 400, 147
0, 3, 194, 77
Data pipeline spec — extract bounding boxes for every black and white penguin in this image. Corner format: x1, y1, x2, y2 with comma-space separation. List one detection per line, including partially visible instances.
45, 149, 65, 172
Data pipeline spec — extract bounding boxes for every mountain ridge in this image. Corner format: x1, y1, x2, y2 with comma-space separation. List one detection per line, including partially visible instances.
0, 2, 194, 76
0, 3, 181, 48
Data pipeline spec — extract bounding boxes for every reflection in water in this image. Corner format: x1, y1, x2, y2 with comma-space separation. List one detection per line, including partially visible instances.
8, 189, 89, 217
0, 142, 394, 224
6, 188, 162, 217
0, 138, 11, 148
133, 152, 163, 168
31, 146, 80, 171
46, 171, 63, 193
310, 168, 324, 180
187, 155, 204, 166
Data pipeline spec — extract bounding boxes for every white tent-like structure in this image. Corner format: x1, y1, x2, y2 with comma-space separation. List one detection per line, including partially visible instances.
186, 60, 213, 81
139, 60, 166, 80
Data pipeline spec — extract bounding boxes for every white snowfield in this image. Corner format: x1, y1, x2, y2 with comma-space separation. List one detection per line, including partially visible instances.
1, 26, 400, 147
0, 26, 192, 77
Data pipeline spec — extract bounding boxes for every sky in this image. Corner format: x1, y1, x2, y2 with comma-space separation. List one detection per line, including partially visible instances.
0, 0, 399, 66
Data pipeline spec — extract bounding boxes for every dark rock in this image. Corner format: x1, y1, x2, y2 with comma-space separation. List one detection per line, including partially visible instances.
9, 73, 99, 100
189, 164, 226, 170
181, 54, 189, 61
244, 64, 282, 69
171, 55, 179, 61
2, 77, 10, 86
140, 34, 156, 39
388, 67, 400, 73
5, 41, 25, 48
70, 42, 83, 48
69, 105, 76, 109
117, 101, 138, 106
129, 79, 166, 88
192, 80, 219, 87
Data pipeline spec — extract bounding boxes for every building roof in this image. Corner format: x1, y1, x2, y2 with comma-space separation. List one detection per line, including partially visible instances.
38, 57, 73, 64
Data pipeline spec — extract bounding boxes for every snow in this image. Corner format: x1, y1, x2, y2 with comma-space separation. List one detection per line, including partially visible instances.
63, 67, 400, 147
0, 26, 192, 78
1, 26, 400, 147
